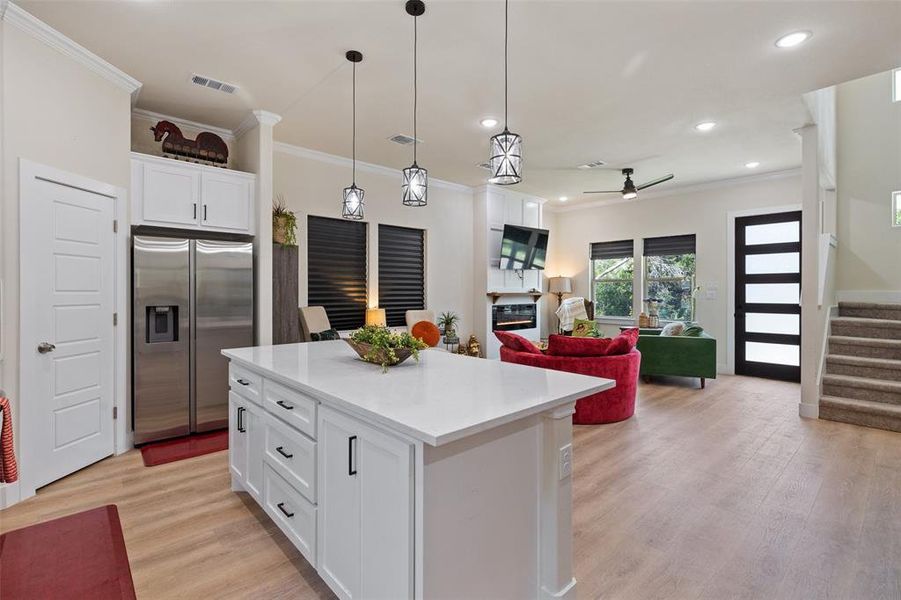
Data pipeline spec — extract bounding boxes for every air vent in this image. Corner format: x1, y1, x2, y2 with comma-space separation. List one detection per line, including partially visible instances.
388, 134, 422, 146
577, 160, 607, 169
190, 73, 239, 95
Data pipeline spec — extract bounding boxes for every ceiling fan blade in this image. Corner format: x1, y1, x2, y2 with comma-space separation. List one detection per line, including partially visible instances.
636, 174, 674, 190
583, 190, 622, 194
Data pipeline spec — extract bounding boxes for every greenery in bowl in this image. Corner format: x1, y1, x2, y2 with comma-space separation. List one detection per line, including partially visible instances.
437, 311, 459, 335
272, 194, 298, 246
348, 325, 427, 372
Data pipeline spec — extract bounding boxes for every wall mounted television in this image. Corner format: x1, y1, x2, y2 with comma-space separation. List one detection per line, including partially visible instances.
499, 224, 549, 270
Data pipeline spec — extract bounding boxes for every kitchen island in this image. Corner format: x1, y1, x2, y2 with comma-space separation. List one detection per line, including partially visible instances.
222, 340, 614, 600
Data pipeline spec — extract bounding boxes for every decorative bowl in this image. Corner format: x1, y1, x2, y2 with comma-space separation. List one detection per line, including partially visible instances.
345, 339, 415, 367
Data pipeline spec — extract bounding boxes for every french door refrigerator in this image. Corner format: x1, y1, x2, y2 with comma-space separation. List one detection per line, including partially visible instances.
132, 231, 254, 444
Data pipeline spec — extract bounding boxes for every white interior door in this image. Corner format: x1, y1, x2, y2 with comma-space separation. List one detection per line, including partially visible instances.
20, 164, 116, 490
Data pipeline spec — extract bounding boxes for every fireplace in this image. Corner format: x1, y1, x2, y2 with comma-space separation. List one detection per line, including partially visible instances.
492, 303, 537, 332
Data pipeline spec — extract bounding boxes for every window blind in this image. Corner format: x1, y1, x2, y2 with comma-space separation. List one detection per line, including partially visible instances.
378, 224, 425, 327
643, 234, 696, 256
590, 239, 634, 260
307, 215, 367, 331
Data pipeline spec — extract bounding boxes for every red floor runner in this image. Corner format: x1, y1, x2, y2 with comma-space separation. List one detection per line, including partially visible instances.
140, 429, 228, 467
0, 505, 136, 600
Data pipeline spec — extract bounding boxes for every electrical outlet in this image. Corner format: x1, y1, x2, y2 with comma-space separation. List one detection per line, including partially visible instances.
558, 443, 573, 480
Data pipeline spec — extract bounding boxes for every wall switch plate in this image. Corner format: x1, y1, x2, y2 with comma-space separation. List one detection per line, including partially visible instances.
559, 443, 573, 480
706, 285, 718, 300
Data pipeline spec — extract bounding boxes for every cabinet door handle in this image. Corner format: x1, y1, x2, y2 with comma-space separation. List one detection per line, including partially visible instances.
276, 400, 294, 411
236, 378, 251, 386
237, 406, 246, 433
275, 446, 293, 459
277, 502, 294, 518
193, 203, 197, 219
348, 435, 357, 476
203, 204, 208, 221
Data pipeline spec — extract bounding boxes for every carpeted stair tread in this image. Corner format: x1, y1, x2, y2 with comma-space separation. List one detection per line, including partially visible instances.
838, 301, 901, 320
830, 317, 901, 341
828, 336, 901, 360
829, 335, 901, 349
824, 354, 901, 382
825, 354, 901, 369
831, 316, 901, 329
820, 396, 901, 433
821, 373, 901, 393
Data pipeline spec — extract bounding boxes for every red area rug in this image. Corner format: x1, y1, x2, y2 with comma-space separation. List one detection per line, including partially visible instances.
140, 429, 228, 467
0, 505, 136, 600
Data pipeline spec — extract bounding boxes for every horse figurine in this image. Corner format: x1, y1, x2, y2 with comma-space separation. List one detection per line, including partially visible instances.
150, 120, 229, 165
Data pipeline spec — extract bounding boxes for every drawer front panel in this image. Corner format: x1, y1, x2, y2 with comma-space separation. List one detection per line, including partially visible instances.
263, 378, 317, 439
264, 414, 316, 503
263, 463, 316, 566
229, 363, 262, 405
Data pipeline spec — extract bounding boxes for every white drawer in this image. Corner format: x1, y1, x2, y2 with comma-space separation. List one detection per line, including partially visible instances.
263, 463, 316, 567
264, 413, 316, 503
263, 378, 317, 439
229, 363, 262, 405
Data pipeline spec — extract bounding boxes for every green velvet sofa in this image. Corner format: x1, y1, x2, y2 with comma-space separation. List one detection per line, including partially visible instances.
635, 328, 717, 388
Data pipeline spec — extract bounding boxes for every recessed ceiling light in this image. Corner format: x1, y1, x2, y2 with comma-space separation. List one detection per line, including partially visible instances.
695, 121, 716, 132
559, 196, 568, 202
480, 117, 498, 128
745, 161, 760, 169
775, 31, 812, 48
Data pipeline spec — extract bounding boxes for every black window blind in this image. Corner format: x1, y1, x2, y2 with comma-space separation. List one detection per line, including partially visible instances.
307, 215, 367, 331
378, 224, 425, 327
643, 234, 696, 256
590, 239, 634, 260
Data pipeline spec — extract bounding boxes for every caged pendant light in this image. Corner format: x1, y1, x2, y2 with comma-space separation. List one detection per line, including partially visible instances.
342, 50, 365, 220
488, 0, 522, 185
402, 0, 428, 207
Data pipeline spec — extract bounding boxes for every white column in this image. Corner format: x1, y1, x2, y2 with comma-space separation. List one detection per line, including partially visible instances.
799, 124, 820, 418
539, 402, 577, 599
235, 110, 281, 346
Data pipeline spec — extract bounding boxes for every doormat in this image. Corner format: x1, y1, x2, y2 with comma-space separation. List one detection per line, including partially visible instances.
140, 429, 228, 467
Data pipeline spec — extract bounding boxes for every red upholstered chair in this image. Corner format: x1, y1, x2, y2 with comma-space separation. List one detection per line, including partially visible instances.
499, 346, 641, 424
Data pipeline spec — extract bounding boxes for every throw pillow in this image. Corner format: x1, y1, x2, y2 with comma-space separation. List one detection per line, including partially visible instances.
681, 325, 705, 337
660, 322, 685, 336
606, 327, 639, 355
310, 328, 340, 342
546, 334, 613, 357
412, 321, 441, 347
494, 330, 543, 354
571, 319, 597, 338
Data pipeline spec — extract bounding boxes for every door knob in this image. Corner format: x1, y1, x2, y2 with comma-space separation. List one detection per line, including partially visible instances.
37, 342, 56, 354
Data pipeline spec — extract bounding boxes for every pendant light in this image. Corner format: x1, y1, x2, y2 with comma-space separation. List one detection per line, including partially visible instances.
402, 0, 428, 207
488, 0, 522, 185
342, 50, 365, 220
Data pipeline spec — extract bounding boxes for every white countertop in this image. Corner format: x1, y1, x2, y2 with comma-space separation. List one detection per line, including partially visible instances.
223, 341, 615, 446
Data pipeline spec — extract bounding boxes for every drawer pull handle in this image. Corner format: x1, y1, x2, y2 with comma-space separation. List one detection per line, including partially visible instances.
277, 502, 294, 518
276, 400, 294, 411
275, 446, 293, 459
236, 378, 251, 386
237, 406, 246, 433
348, 435, 357, 476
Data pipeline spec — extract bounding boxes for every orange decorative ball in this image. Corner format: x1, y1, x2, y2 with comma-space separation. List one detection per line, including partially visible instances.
411, 320, 441, 347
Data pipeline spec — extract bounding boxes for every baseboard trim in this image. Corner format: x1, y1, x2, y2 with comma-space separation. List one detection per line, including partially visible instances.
0, 481, 21, 509
836, 290, 901, 304
540, 577, 577, 600
799, 402, 819, 419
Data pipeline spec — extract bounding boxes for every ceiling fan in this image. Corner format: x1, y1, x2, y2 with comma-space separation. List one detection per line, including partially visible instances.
584, 168, 674, 200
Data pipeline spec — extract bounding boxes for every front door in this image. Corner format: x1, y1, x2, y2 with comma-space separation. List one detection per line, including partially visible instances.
735, 211, 802, 382
20, 163, 117, 489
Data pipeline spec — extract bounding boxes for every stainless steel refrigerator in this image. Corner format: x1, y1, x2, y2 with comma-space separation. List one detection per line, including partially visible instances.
132, 232, 254, 444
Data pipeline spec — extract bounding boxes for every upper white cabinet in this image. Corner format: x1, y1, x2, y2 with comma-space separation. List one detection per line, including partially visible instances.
131, 152, 255, 234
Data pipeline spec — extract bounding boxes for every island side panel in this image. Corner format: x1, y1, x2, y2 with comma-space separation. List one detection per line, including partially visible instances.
420, 406, 576, 599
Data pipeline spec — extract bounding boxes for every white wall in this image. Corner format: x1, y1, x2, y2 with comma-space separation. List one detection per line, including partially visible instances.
0, 13, 133, 481
835, 69, 901, 296
545, 173, 802, 370
273, 146, 475, 338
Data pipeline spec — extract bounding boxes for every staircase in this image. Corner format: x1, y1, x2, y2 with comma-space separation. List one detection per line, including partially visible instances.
820, 301, 901, 433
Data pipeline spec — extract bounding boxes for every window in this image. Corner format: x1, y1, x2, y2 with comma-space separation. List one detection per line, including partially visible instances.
590, 239, 634, 318
643, 234, 696, 322
307, 215, 367, 331
894, 191, 901, 227
378, 224, 425, 327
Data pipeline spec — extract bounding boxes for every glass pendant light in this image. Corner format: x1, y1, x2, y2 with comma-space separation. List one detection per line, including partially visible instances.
488, 0, 522, 185
402, 0, 428, 207
342, 50, 365, 220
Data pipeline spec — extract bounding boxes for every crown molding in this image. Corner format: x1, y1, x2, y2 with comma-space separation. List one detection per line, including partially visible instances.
3, 2, 142, 103
472, 183, 548, 204
547, 167, 802, 214
273, 141, 473, 194
234, 110, 283, 139
132, 108, 236, 141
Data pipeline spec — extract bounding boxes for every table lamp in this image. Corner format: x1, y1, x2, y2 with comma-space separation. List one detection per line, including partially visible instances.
548, 276, 573, 307
365, 308, 387, 327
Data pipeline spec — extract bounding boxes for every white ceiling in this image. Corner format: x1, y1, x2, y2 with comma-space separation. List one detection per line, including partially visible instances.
20, 0, 901, 205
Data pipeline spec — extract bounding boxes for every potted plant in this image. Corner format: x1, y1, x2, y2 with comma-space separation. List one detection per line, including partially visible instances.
272, 194, 297, 246
437, 311, 460, 338
346, 325, 427, 372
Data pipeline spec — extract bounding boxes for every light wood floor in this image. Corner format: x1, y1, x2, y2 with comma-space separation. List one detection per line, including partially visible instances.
2, 375, 900, 599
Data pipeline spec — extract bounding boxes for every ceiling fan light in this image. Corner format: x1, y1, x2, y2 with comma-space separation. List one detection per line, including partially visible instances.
488, 129, 523, 185
622, 190, 638, 200
402, 164, 428, 206
342, 184, 365, 219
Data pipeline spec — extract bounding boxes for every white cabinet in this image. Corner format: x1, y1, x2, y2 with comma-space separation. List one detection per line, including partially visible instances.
317, 406, 413, 600
229, 391, 263, 502
229, 392, 249, 483
131, 153, 255, 234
